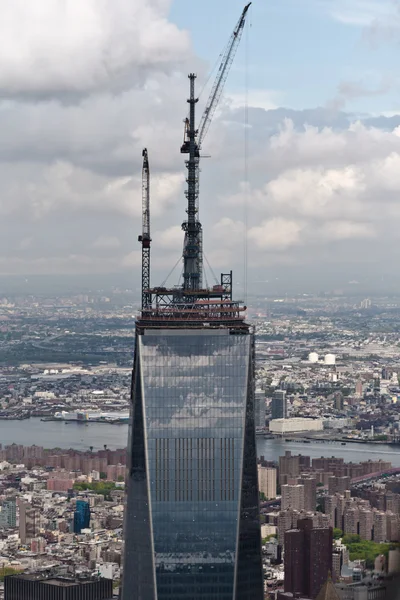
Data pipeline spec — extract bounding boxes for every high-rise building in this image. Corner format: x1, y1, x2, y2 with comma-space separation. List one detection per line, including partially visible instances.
278, 509, 296, 546
337, 476, 351, 495
282, 484, 305, 512
359, 510, 373, 541
279, 451, 305, 485
314, 522, 334, 576
122, 319, 263, 599
284, 529, 305, 594
316, 514, 331, 529
19, 502, 38, 545
73, 500, 90, 534
312, 457, 344, 472
271, 390, 287, 420
31, 537, 47, 554
334, 392, 344, 411
255, 388, 266, 429
328, 475, 350, 496
388, 548, 400, 574
284, 518, 333, 599
4, 573, 112, 600
386, 512, 399, 542
324, 495, 337, 528
332, 544, 349, 581
328, 476, 337, 495
301, 477, 317, 513
343, 507, 359, 535
0, 499, 16, 528
355, 380, 363, 397
335, 494, 351, 531
385, 490, 400, 513
258, 465, 277, 499
374, 511, 387, 543
121, 18, 262, 597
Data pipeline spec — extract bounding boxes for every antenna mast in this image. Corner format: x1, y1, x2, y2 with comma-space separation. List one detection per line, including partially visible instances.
181, 75, 202, 292
139, 148, 151, 309
180, 3, 251, 294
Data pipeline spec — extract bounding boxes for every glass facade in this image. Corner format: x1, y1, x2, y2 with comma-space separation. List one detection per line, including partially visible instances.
122, 328, 263, 600
271, 390, 287, 420
73, 500, 90, 534
0, 500, 16, 528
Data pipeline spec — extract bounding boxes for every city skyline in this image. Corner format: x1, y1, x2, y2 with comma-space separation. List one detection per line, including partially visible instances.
3, 3, 400, 595
1, 270, 400, 595
1, 1, 400, 294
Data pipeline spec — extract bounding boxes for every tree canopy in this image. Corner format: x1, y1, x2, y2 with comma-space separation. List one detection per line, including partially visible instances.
342, 534, 396, 569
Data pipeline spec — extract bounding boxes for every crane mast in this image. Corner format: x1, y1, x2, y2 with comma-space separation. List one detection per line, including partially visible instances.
181, 3, 251, 293
138, 148, 151, 309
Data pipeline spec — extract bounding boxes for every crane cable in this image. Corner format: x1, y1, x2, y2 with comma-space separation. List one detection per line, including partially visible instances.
243, 7, 251, 307
204, 253, 219, 286
160, 255, 183, 288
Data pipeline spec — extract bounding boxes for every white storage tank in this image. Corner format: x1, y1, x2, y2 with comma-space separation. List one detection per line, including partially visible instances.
308, 352, 319, 363
324, 353, 336, 365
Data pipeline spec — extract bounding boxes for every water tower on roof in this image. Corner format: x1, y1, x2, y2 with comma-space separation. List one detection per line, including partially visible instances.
324, 353, 336, 365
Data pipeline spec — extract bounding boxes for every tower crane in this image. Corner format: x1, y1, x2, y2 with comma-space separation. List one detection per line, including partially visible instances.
180, 3, 251, 293
138, 148, 151, 309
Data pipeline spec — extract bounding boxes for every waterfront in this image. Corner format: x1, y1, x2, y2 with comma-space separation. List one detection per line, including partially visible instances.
0, 418, 128, 451
258, 437, 400, 465
1, 419, 400, 465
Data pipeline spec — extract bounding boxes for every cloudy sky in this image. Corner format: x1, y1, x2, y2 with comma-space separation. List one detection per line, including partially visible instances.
2, 0, 400, 295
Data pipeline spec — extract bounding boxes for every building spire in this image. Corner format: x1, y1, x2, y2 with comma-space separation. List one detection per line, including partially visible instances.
315, 572, 340, 600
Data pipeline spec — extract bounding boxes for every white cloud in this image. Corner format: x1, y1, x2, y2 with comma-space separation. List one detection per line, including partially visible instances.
328, 79, 393, 111
248, 218, 303, 250
1, 0, 400, 283
371, 151, 400, 191
19, 237, 33, 250
214, 116, 400, 276
155, 225, 183, 250
268, 120, 400, 172
0, 161, 183, 219
227, 89, 279, 111
265, 165, 366, 219
0, 254, 120, 276
319, 0, 394, 26
0, 0, 190, 96
320, 220, 376, 240
212, 218, 244, 247
121, 251, 142, 268
92, 236, 121, 249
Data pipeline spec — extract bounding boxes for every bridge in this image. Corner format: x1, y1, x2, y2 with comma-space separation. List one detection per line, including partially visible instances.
351, 467, 400, 484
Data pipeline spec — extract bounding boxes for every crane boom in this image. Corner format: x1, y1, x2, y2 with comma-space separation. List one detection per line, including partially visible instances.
138, 148, 151, 309
197, 3, 251, 149
180, 4, 250, 293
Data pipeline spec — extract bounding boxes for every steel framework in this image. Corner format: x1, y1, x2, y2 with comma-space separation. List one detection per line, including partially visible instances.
140, 5, 250, 315
180, 4, 251, 292
138, 148, 151, 309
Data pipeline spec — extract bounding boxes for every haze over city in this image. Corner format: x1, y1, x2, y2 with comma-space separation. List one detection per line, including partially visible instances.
1, 1, 400, 295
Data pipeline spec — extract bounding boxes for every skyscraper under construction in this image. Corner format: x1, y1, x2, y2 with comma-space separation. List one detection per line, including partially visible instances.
121, 5, 263, 599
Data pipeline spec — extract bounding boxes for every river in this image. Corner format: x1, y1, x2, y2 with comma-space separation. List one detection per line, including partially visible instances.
1, 419, 400, 465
